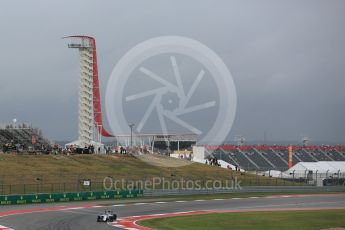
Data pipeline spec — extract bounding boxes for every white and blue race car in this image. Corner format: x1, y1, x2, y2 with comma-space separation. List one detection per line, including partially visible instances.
97, 210, 117, 222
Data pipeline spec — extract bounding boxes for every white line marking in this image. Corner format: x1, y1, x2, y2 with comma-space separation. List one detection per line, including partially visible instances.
65, 207, 84, 210
133, 203, 147, 205
113, 204, 126, 207
174, 211, 192, 214
194, 200, 206, 202
233, 201, 345, 210
155, 201, 167, 204
150, 213, 166, 216
176, 200, 187, 202
213, 199, 225, 201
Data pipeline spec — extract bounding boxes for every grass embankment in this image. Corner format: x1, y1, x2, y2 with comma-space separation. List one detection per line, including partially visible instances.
139, 210, 345, 230
0, 154, 297, 194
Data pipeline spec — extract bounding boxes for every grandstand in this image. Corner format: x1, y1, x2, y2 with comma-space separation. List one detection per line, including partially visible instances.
204, 145, 345, 171
0, 123, 51, 152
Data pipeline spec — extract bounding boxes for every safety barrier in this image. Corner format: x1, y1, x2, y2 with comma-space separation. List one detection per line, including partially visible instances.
143, 186, 345, 196
0, 190, 143, 205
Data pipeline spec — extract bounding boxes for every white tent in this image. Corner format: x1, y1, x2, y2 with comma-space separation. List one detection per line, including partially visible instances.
263, 170, 292, 178
285, 161, 345, 174
284, 161, 345, 186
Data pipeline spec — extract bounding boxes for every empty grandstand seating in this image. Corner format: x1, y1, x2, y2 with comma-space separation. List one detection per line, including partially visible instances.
205, 145, 345, 171
327, 150, 345, 161
265, 149, 288, 169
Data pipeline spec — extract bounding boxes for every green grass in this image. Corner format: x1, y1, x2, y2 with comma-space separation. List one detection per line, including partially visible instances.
139, 210, 345, 230
0, 154, 299, 194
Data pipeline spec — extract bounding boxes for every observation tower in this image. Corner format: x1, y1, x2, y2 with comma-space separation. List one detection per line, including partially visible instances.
64, 36, 113, 149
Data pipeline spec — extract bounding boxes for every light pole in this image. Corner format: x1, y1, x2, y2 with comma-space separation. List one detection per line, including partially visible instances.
129, 123, 135, 148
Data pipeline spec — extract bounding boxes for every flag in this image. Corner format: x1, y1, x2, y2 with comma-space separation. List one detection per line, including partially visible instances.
32, 135, 36, 145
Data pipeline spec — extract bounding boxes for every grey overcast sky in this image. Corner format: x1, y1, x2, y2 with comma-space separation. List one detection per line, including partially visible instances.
0, 0, 344, 144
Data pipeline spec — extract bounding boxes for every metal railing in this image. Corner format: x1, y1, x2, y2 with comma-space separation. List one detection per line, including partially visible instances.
0, 170, 343, 195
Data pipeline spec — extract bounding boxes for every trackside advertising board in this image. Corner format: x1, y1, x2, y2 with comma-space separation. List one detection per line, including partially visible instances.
0, 190, 143, 205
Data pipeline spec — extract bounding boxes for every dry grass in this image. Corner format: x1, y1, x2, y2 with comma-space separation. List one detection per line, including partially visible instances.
0, 153, 298, 194
0, 153, 236, 182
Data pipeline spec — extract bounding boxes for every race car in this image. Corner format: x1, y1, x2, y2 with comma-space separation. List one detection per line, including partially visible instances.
97, 210, 117, 222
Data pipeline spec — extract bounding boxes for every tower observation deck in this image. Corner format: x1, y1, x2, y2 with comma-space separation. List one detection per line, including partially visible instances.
64, 36, 113, 148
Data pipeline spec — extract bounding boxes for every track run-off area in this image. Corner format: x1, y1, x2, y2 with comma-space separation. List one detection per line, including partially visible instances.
0, 194, 344, 230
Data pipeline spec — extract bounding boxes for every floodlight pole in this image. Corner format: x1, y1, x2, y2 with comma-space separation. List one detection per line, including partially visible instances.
129, 123, 135, 148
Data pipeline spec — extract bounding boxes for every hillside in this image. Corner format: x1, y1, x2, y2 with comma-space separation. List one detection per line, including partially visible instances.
0, 154, 228, 181
0, 154, 295, 194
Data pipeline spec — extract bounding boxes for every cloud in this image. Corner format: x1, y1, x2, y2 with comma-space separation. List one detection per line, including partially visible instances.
0, 0, 344, 143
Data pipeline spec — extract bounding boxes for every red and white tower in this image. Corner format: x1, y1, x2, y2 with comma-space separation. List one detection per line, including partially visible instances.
65, 36, 112, 148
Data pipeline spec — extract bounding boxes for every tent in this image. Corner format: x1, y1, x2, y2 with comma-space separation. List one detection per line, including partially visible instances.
262, 170, 292, 178
285, 161, 345, 174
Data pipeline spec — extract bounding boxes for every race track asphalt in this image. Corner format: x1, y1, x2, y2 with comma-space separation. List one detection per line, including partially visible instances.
0, 194, 344, 230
